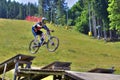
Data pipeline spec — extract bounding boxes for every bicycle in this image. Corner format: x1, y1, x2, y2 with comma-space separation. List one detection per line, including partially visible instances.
29, 30, 59, 54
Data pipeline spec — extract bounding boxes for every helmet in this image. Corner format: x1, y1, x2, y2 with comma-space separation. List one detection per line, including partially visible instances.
42, 17, 47, 24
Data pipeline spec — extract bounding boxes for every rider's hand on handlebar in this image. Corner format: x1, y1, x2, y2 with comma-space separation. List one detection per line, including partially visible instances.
51, 30, 54, 32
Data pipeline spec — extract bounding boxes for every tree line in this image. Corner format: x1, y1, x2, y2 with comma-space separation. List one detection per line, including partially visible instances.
69, 0, 120, 41
0, 0, 38, 19
0, 0, 68, 25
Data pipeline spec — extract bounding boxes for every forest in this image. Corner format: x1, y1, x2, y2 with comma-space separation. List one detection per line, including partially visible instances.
0, 0, 38, 19
0, 0, 120, 41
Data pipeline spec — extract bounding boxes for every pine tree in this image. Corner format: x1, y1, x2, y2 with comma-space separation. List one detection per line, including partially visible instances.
38, 0, 44, 17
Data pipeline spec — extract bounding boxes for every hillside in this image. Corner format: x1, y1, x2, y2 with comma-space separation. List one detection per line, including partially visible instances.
0, 19, 120, 74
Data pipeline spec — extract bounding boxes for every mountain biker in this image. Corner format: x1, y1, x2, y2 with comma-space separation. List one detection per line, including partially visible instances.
32, 17, 50, 46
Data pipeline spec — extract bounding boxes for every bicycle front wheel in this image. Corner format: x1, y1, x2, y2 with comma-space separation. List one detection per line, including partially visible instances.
47, 36, 59, 52
29, 40, 40, 54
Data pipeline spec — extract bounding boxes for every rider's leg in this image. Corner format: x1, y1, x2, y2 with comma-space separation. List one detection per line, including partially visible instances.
36, 31, 44, 46
32, 28, 36, 37
32, 28, 38, 42
40, 33, 44, 45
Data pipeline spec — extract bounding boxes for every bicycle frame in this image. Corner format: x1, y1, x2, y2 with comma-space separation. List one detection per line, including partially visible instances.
34, 31, 51, 44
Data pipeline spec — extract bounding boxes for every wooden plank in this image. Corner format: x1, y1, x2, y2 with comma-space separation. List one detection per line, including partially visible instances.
41, 61, 71, 70
65, 71, 120, 80
17, 68, 65, 76
88, 68, 115, 74
17, 68, 65, 80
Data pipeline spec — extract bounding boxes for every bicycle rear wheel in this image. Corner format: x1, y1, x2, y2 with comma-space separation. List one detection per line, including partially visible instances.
29, 40, 40, 54
47, 36, 59, 52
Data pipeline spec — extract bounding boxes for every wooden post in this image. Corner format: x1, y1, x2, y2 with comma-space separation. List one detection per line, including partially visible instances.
2, 63, 7, 80
13, 61, 32, 80
13, 62, 19, 80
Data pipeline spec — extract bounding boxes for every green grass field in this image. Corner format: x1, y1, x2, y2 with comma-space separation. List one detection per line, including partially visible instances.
0, 19, 120, 79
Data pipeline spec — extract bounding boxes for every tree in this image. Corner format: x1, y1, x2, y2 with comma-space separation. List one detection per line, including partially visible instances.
0, 0, 7, 18
38, 0, 67, 25
69, 0, 89, 34
69, 0, 84, 25
38, 0, 44, 17
107, 0, 120, 40
108, 0, 120, 30
75, 10, 89, 34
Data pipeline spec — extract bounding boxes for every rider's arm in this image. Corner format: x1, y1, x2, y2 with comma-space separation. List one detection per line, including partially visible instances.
43, 25, 50, 35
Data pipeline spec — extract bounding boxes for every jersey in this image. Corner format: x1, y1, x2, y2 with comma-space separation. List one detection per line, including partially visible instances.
32, 22, 50, 34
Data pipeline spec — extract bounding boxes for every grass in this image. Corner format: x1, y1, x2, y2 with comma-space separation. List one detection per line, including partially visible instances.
0, 19, 120, 79
42, 76, 53, 80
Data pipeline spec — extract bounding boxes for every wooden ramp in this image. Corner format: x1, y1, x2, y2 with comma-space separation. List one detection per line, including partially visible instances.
13, 61, 120, 80
65, 71, 120, 80
1, 54, 120, 80
0, 54, 35, 74
0, 54, 35, 80
16, 70, 120, 80
16, 61, 71, 80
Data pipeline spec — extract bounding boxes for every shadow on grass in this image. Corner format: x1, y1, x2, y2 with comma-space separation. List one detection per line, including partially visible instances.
68, 49, 76, 53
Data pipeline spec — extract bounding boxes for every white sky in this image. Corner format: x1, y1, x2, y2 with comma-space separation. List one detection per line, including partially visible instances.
66, 0, 78, 8
11, 0, 78, 8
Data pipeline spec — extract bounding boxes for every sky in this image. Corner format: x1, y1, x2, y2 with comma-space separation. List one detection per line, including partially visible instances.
11, 0, 78, 8
66, 0, 78, 8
